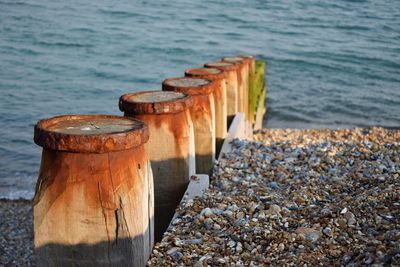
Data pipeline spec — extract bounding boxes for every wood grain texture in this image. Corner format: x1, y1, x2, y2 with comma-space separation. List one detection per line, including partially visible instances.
204, 62, 238, 127
163, 78, 216, 175
126, 111, 196, 242
185, 68, 228, 157
34, 146, 154, 266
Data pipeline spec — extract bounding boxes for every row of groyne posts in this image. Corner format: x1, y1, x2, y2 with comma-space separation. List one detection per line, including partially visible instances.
32, 56, 266, 266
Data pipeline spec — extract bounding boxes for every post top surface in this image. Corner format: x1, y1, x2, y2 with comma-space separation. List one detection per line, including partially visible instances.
164, 77, 210, 87
162, 77, 214, 96
185, 67, 221, 75
46, 117, 140, 135
205, 61, 235, 68
34, 115, 148, 153
222, 56, 245, 63
119, 90, 193, 115
239, 55, 255, 59
127, 91, 186, 103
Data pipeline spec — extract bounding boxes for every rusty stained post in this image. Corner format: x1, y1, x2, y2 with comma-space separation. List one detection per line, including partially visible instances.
119, 91, 195, 242
222, 56, 250, 121
33, 115, 153, 267
184, 67, 227, 157
162, 77, 216, 176
239, 55, 256, 124
204, 61, 238, 128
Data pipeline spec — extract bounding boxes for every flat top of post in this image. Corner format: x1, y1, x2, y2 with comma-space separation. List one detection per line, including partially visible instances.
119, 90, 193, 115
238, 55, 256, 60
164, 77, 209, 87
222, 56, 245, 63
162, 77, 214, 95
128, 91, 186, 103
185, 67, 224, 81
204, 61, 237, 71
186, 68, 221, 75
34, 115, 148, 153
47, 117, 139, 135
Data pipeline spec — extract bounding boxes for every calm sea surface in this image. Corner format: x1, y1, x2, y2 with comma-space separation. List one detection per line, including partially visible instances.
1, 0, 399, 199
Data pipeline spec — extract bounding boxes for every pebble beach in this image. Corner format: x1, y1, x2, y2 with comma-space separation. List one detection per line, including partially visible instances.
1, 127, 399, 266
148, 127, 399, 266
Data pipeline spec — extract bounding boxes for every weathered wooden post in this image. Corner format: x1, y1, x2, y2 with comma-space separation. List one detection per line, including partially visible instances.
119, 91, 195, 242
184, 67, 227, 157
239, 55, 256, 124
162, 77, 216, 175
33, 115, 153, 267
222, 56, 249, 121
204, 61, 238, 127
254, 60, 267, 130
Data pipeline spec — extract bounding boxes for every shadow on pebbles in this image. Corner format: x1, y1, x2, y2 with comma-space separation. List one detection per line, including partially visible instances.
149, 128, 400, 266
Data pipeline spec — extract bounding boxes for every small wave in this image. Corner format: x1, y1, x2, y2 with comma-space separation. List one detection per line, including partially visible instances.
98, 9, 157, 20
0, 45, 42, 56
69, 27, 97, 34
37, 41, 94, 48
0, 189, 34, 200
334, 25, 370, 31
0, 1, 44, 9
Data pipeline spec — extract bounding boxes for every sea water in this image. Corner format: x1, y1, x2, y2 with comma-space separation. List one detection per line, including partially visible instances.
0, 0, 399, 199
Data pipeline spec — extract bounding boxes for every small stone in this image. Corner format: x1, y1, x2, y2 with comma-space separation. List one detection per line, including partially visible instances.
338, 218, 347, 228
340, 207, 348, 214
167, 247, 182, 260
267, 204, 281, 215
344, 212, 356, 226
223, 210, 233, 217
267, 181, 279, 190
201, 208, 214, 217
296, 227, 321, 242
204, 218, 213, 230
236, 211, 245, 219
322, 227, 333, 237
236, 242, 243, 253
213, 223, 221, 230
227, 240, 236, 248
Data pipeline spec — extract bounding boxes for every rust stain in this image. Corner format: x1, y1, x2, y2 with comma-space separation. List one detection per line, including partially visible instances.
119, 90, 193, 115
34, 144, 150, 245
34, 115, 148, 153
132, 112, 192, 159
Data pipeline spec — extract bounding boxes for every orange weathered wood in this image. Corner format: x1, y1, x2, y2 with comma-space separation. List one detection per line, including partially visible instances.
119, 91, 196, 243
33, 115, 153, 266
185, 67, 228, 157
204, 61, 238, 127
163, 77, 216, 175
222, 57, 250, 121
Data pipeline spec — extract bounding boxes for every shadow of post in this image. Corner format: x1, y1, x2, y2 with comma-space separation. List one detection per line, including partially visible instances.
35, 229, 152, 267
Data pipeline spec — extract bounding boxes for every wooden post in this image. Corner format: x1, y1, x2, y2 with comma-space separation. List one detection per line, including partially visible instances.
33, 115, 153, 266
184, 67, 227, 157
204, 61, 238, 128
254, 60, 267, 130
119, 91, 195, 242
162, 77, 216, 175
222, 57, 250, 121
239, 55, 256, 124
